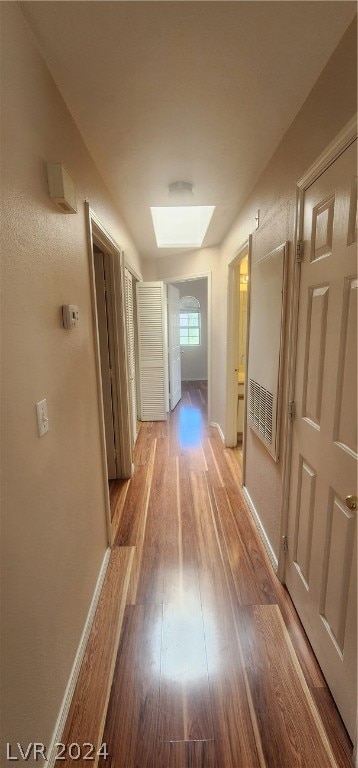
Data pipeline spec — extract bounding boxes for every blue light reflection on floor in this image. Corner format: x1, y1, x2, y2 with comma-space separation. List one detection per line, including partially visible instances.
178, 405, 203, 448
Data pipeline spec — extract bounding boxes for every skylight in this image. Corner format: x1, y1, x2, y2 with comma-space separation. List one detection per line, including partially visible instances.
150, 206, 215, 248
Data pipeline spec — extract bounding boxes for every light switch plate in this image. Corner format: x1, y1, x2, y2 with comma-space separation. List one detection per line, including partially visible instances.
36, 399, 49, 437
62, 304, 79, 329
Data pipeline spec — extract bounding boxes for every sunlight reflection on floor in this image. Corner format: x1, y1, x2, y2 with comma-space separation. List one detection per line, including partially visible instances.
178, 405, 203, 448
159, 582, 218, 683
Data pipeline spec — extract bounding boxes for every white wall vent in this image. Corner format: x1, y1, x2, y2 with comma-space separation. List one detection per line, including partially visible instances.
249, 379, 273, 444
247, 243, 288, 460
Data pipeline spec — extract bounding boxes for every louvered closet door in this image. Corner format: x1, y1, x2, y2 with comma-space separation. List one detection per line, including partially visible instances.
136, 281, 168, 421
285, 141, 357, 739
124, 268, 138, 446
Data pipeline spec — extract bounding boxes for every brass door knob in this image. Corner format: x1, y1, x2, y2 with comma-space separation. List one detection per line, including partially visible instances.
345, 495, 357, 511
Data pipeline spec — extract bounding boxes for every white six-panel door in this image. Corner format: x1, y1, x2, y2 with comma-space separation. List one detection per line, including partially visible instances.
167, 283, 182, 410
285, 141, 357, 738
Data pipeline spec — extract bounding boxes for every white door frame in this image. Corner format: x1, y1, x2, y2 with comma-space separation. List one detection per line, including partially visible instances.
167, 283, 182, 410
225, 237, 252, 484
278, 115, 357, 583
163, 271, 212, 422
86, 203, 133, 544
124, 260, 142, 447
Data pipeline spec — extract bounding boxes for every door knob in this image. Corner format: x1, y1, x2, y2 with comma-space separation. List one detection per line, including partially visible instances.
345, 495, 357, 511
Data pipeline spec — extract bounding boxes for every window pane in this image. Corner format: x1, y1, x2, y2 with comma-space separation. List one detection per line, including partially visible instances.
180, 307, 201, 345
180, 296, 200, 311
180, 330, 188, 344
188, 315, 198, 327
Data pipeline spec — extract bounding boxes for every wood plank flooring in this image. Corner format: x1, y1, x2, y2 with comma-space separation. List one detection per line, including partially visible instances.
100, 381, 353, 768
59, 546, 134, 763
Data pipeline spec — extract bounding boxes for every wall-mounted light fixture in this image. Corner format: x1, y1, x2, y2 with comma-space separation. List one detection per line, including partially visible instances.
47, 162, 77, 213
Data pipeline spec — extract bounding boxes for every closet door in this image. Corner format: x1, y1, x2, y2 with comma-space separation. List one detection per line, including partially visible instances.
124, 267, 138, 446
136, 282, 168, 421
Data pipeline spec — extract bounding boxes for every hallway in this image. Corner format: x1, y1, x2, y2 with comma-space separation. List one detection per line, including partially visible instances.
99, 383, 352, 768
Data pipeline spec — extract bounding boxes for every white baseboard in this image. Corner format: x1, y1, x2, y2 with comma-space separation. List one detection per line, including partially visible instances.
210, 421, 225, 443
45, 548, 111, 768
242, 487, 278, 573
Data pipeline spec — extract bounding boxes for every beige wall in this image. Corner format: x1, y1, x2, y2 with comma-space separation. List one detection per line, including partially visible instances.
220, 19, 357, 556
173, 279, 208, 381
0, 4, 142, 760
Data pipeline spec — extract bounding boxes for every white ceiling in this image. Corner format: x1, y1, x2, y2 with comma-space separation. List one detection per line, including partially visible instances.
21, 2, 356, 259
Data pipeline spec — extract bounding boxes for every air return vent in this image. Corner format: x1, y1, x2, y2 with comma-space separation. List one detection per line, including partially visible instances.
249, 379, 273, 444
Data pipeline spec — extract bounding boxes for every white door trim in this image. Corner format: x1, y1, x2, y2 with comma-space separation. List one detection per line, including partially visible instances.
225, 237, 252, 484
278, 114, 357, 582
124, 258, 142, 283
163, 271, 212, 423
86, 203, 133, 544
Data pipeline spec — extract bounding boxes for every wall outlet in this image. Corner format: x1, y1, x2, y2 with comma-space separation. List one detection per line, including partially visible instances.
36, 399, 49, 437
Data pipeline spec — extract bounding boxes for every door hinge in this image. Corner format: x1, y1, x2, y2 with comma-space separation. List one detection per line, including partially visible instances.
296, 241, 304, 262
288, 401, 296, 420
282, 535, 288, 553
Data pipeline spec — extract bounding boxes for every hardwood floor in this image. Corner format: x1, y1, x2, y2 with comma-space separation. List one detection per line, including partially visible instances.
100, 381, 353, 768
109, 478, 130, 525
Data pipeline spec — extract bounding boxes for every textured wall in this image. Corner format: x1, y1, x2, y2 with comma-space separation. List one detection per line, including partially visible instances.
0, 4, 142, 762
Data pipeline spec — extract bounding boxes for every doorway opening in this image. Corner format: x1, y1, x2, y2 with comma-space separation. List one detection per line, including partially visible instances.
134, 274, 211, 424
225, 239, 251, 483
86, 204, 132, 543
93, 244, 120, 481
236, 256, 249, 455
171, 276, 209, 413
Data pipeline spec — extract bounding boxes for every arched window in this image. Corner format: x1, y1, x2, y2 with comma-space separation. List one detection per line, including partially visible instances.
179, 296, 201, 346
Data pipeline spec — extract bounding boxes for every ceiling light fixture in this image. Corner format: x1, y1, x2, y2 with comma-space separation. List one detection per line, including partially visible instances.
168, 181, 193, 197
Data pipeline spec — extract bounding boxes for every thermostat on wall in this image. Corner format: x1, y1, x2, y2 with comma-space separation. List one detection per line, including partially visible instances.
62, 304, 79, 329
